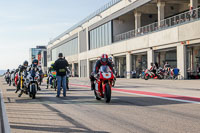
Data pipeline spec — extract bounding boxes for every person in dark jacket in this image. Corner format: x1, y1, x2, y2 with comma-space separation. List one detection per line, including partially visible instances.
54, 53, 69, 97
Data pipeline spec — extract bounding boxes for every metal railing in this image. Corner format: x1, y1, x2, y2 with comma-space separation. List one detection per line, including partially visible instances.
49, 0, 122, 44
114, 7, 200, 42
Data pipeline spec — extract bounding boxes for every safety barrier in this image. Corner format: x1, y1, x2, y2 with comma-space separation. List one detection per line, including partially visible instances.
0, 89, 10, 133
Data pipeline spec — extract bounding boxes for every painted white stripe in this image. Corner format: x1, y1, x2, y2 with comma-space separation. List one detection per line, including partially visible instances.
113, 91, 200, 104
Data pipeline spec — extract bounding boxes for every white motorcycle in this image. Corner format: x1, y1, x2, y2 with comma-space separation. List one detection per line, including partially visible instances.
25, 67, 40, 99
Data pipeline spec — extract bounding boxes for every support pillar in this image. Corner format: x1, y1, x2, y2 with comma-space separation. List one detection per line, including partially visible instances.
87, 59, 90, 78
147, 49, 154, 69
119, 58, 122, 77
78, 60, 81, 78
134, 11, 142, 29
190, 0, 198, 9
72, 63, 75, 77
126, 52, 132, 79
177, 44, 187, 79
157, 1, 165, 27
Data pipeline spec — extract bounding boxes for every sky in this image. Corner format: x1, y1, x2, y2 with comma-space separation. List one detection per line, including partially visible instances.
0, 0, 110, 70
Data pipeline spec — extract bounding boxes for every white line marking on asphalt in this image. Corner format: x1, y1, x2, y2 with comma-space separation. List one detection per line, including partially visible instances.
113, 91, 200, 104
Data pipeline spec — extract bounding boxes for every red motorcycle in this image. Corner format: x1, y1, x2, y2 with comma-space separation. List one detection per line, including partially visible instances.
94, 65, 114, 103
15, 72, 19, 86
144, 69, 157, 80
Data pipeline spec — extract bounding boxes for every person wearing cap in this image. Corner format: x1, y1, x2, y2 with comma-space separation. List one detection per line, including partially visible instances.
54, 53, 69, 97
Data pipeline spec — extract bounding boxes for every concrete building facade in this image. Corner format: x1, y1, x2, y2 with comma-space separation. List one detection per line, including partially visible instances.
47, 0, 200, 79
29, 46, 47, 73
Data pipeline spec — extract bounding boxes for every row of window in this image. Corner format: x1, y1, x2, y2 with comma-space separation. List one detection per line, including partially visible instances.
89, 21, 112, 50
50, 22, 112, 61
51, 38, 78, 61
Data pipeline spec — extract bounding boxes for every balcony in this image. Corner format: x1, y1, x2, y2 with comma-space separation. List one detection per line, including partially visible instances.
114, 7, 200, 42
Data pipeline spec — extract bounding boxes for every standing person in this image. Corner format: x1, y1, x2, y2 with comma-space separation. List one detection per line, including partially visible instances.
54, 53, 69, 97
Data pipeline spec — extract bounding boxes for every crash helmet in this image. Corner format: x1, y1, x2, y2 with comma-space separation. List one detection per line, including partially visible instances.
108, 57, 113, 62
23, 60, 28, 67
100, 54, 108, 65
51, 62, 54, 69
32, 59, 38, 67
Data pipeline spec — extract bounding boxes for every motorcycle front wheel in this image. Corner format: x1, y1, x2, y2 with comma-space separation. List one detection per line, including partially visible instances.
104, 83, 111, 103
144, 75, 149, 80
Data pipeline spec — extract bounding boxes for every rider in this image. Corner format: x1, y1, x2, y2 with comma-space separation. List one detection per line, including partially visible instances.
27, 59, 43, 90
16, 61, 29, 93
5, 69, 10, 84
47, 63, 56, 88
90, 54, 114, 90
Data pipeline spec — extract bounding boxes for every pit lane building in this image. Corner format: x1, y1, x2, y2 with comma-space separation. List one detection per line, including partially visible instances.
47, 0, 200, 79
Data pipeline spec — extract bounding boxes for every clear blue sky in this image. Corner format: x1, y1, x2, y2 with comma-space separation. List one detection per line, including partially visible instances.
0, 0, 110, 70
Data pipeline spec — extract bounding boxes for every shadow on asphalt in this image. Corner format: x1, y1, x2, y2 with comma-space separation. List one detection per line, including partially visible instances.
9, 104, 109, 133
13, 94, 185, 107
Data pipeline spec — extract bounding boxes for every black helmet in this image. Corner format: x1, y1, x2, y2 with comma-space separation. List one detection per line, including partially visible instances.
7, 69, 10, 72
58, 53, 63, 58
32, 59, 38, 67
23, 60, 28, 67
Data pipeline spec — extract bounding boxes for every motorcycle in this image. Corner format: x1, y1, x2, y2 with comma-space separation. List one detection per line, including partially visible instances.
94, 65, 114, 103
10, 71, 16, 86
5, 72, 10, 84
156, 67, 164, 79
15, 72, 19, 87
47, 71, 57, 90
144, 69, 157, 80
17, 71, 26, 96
25, 67, 40, 99
66, 68, 71, 90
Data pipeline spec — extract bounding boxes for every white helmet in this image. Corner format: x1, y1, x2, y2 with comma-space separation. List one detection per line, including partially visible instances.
108, 57, 112, 62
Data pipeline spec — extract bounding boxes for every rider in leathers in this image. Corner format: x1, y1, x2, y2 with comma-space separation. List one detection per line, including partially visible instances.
90, 54, 114, 90
47, 63, 55, 88
26, 59, 43, 91
16, 61, 29, 93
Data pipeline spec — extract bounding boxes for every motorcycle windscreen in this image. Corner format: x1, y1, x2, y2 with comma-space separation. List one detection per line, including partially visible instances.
99, 65, 111, 73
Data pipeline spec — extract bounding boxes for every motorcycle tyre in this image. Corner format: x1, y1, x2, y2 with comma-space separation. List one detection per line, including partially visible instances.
112, 80, 115, 87
94, 90, 101, 100
32, 86, 36, 99
144, 75, 149, 80
53, 80, 56, 91
104, 84, 111, 103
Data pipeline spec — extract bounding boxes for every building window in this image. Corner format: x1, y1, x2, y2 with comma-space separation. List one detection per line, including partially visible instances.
89, 21, 112, 50
51, 37, 78, 61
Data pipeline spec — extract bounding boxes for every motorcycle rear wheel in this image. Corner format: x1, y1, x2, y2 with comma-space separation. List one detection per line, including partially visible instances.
94, 90, 101, 100
53, 80, 57, 91
112, 80, 115, 87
